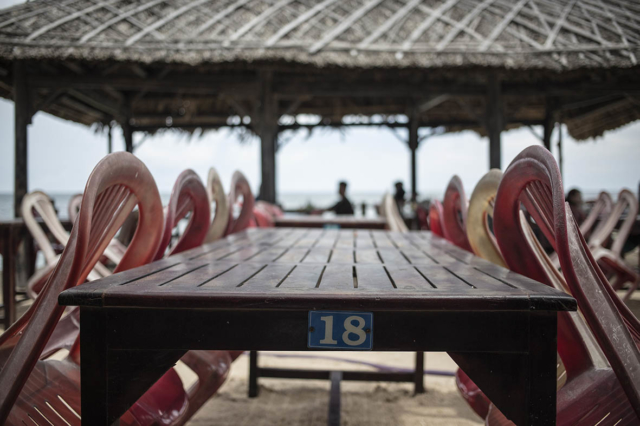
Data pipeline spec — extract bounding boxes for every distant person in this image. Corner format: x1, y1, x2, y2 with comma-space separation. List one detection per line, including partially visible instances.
328, 181, 354, 215
566, 188, 586, 224
393, 181, 406, 215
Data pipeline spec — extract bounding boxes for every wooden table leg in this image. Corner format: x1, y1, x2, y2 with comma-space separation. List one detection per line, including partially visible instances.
80, 307, 185, 426
450, 312, 558, 426
328, 371, 342, 426
413, 351, 425, 394
2, 229, 16, 329
248, 350, 259, 397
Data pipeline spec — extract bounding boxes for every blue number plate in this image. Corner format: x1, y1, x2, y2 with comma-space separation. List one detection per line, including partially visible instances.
308, 311, 373, 350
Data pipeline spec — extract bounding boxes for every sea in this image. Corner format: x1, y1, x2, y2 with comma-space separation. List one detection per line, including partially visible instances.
0, 189, 620, 221
0, 191, 413, 220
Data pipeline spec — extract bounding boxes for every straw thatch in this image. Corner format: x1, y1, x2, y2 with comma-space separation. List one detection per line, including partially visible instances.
0, 0, 638, 139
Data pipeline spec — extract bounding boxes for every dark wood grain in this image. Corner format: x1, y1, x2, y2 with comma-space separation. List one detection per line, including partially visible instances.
275, 215, 387, 229
60, 229, 577, 313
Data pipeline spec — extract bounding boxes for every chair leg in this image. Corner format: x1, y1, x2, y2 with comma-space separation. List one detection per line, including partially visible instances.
414, 351, 425, 394
248, 350, 259, 398
328, 371, 342, 426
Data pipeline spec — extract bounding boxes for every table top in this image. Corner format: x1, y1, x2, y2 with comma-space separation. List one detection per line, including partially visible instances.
59, 228, 576, 312
274, 215, 387, 229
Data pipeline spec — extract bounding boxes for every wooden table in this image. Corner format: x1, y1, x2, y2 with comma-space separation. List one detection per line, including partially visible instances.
59, 228, 575, 426
0, 218, 72, 329
275, 214, 387, 229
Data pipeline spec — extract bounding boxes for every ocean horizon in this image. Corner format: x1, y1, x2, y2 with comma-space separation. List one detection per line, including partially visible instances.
0, 189, 624, 221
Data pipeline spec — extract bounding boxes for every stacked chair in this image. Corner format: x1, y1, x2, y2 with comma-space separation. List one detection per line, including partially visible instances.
380, 193, 409, 232
438, 147, 640, 425
0, 155, 267, 425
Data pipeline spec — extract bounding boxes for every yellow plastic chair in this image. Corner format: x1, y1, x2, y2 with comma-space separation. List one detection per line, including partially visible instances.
466, 169, 506, 268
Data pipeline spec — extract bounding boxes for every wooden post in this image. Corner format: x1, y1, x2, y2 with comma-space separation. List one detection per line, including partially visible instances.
255, 71, 278, 203
122, 120, 134, 153
557, 120, 563, 178
408, 108, 419, 202
107, 122, 113, 154
542, 98, 557, 151
13, 61, 30, 218
485, 75, 503, 170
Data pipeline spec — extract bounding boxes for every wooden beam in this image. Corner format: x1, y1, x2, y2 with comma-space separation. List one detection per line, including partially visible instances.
485, 75, 503, 170
107, 123, 113, 154
13, 62, 29, 218
255, 71, 279, 203
408, 107, 419, 202
122, 120, 134, 153
542, 98, 557, 151
557, 121, 563, 178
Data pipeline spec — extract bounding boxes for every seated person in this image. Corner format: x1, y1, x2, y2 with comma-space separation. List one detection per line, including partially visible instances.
328, 181, 354, 215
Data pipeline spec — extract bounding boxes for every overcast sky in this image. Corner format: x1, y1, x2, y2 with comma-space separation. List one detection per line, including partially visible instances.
0, 98, 639, 198
0, 0, 638, 198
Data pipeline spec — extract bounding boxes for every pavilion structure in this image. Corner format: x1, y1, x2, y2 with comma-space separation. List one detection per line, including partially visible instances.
0, 0, 639, 214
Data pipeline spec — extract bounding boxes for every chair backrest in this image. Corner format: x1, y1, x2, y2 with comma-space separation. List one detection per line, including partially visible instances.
204, 167, 230, 243
22, 191, 71, 264
493, 145, 640, 416
67, 193, 83, 222
429, 200, 445, 237
254, 202, 276, 228
0, 152, 164, 422
579, 191, 612, 239
154, 169, 210, 260
466, 169, 506, 268
589, 189, 639, 256
382, 193, 408, 232
225, 171, 255, 235
442, 175, 472, 251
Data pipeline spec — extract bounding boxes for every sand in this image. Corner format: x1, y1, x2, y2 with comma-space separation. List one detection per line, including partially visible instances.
185, 352, 483, 426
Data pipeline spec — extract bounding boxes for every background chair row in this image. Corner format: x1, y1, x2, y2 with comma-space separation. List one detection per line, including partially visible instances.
0, 156, 279, 425
429, 148, 640, 425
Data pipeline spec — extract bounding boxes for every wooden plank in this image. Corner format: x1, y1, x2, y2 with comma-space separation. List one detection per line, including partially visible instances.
377, 248, 409, 265
355, 249, 382, 264
330, 249, 355, 264
200, 263, 267, 288
275, 248, 310, 263
385, 265, 435, 291
303, 247, 332, 263
248, 247, 289, 262
355, 265, 395, 291
161, 262, 237, 289
317, 264, 354, 290
241, 264, 295, 291
277, 264, 325, 290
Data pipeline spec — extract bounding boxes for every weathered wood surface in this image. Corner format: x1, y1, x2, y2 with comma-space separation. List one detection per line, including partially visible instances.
275, 216, 387, 229
60, 228, 575, 312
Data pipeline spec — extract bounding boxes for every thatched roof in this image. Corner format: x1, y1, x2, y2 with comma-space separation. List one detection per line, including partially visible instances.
0, 0, 639, 140
1, 0, 639, 69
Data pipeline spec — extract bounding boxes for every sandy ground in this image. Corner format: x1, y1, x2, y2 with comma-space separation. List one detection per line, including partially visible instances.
185, 352, 483, 426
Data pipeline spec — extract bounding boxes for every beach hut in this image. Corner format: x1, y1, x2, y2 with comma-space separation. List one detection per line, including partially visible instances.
0, 0, 639, 214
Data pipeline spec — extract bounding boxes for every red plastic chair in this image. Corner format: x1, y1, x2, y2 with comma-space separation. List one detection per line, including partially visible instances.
486, 145, 640, 425
154, 169, 211, 261
204, 167, 230, 243
589, 189, 639, 301
442, 175, 472, 251
581, 191, 613, 241
225, 171, 255, 236
428, 200, 445, 237
0, 152, 193, 426
254, 201, 276, 228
